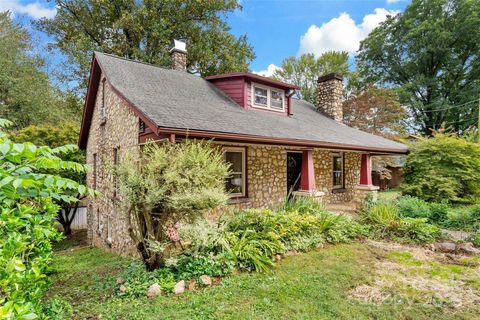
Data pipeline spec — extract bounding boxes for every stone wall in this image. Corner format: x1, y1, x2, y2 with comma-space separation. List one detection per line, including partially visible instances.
219, 145, 362, 209
85, 73, 140, 256
313, 151, 361, 204
243, 145, 287, 208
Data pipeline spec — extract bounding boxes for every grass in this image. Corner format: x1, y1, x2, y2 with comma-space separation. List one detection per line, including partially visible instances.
378, 188, 402, 202
46, 242, 480, 319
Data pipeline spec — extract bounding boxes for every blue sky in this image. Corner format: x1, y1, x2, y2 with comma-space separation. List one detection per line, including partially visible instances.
2, 0, 410, 77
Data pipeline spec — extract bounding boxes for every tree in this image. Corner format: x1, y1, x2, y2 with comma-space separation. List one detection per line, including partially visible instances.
0, 119, 89, 319
0, 12, 78, 128
117, 140, 229, 270
273, 52, 350, 105
402, 130, 480, 203
357, 0, 480, 135
9, 122, 86, 235
37, 0, 255, 92
343, 86, 407, 136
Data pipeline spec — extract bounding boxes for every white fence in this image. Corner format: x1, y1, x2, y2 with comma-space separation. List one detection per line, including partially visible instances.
59, 207, 87, 230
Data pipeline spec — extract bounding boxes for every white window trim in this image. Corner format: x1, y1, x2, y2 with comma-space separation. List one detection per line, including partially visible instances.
251, 82, 285, 112
332, 152, 344, 189
223, 147, 246, 197
100, 79, 107, 122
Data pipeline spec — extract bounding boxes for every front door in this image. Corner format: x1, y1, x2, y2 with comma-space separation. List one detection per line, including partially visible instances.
287, 152, 302, 193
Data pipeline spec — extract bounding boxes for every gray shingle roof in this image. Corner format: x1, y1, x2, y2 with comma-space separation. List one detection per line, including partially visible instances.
95, 52, 407, 153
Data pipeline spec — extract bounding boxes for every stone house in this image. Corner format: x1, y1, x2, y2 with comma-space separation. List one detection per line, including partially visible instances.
79, 41, 407, 254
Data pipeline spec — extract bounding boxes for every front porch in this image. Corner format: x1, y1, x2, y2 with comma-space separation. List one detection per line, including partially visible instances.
224, 143, 382, 209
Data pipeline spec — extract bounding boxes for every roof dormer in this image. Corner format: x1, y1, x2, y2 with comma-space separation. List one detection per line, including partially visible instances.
205, 72, 299, 115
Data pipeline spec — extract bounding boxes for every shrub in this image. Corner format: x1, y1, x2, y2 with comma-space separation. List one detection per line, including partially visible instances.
428, 202, 450, 225
116, 261, 176, 297
443, 205, 480, 231
468, 231, 480, 247
0, 119, 89, 319
116, 140, 230, 270
397, 195, 431, 219
395, 218, 440, 243
225, 229, 284, 272
170, 254, 233, 280
360, 201, 399, 232
402, 133, 480, 203
280, 195, 327, 214
360, 200, 439, 243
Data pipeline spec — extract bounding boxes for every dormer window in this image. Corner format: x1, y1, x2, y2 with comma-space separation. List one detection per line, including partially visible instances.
252, 83, 285, 112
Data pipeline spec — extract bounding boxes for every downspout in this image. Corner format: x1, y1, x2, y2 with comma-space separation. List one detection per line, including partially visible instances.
286, 89, 296, 116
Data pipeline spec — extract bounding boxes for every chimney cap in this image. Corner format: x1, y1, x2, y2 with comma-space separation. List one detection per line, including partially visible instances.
317, 73, 343, 83
169, 39, 187, 53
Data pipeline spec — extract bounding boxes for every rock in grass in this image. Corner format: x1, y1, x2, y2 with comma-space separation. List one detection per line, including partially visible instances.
147, 283, 162, 299
200, 275, 212, 286
434, 242, 456, 253
116, 277, 125, 284
174, 280, 185, 294
188, 280, 196, 291
457, 242, 480, 256
119, 285, 127, 293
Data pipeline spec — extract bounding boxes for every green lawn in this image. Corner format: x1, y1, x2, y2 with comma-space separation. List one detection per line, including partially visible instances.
377, 188, 402, 201
46, 242, 480, 320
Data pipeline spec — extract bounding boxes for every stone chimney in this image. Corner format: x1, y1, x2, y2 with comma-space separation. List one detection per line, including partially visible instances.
169, 39, 187, 71
317, 73, 344, 122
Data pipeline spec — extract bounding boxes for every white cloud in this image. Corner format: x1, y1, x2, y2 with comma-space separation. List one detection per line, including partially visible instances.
298, 8, 398, 56
0, 0, 57, 19
253, 63, 280, 77
386, 0, 403, 3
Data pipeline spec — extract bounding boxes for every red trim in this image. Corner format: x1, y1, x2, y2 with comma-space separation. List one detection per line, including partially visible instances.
78, 53, 158, 149
78, 57, 100, 149
139, 131, 162, 144
360, 153, 373, 185
205, 72, 300, 90
300, 149, 316, 191
157, 127, 407, 154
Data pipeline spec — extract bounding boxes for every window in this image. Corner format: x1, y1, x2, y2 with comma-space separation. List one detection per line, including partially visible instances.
332, 153, 344, 189
270, 89, 284, 110
100, 78, 107, 122
113, 147, 119, 198
224, 147, 246, 197
93, 153, 97, 190
139, 119, 145, 133
252, 83, 285, 112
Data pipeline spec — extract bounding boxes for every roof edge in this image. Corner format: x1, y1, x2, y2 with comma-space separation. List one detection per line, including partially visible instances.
205, 72, 300, 90
156, 126, 408, 154
78, 52, 159, 149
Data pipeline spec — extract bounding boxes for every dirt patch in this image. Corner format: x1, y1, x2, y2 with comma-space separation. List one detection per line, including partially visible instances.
53, 229, 88, 251
349, 240, 480, 309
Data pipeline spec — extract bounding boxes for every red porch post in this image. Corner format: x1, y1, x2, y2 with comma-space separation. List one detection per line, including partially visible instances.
360, 153, 372, 186
300, 149, 316, 191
